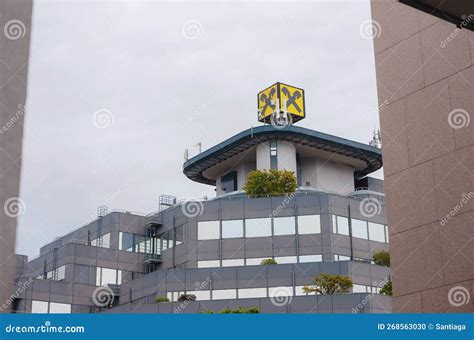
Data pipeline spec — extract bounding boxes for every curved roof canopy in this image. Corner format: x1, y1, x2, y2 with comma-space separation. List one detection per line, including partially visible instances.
183, 125, 382, 185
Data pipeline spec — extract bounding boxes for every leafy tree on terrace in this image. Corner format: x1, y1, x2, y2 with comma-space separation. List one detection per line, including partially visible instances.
243, 169, 297, 198
303, 273, 353, 295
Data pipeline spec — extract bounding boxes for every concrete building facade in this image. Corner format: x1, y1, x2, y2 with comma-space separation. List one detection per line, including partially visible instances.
0, 0, 33, 313
371, 0, 474, 312
12, 125, 392, 314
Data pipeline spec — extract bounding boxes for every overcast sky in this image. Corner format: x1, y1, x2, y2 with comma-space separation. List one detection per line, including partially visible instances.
17, 0, 381, 257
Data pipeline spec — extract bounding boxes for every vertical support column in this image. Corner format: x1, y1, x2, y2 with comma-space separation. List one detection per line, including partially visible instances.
0, 0, 33, 313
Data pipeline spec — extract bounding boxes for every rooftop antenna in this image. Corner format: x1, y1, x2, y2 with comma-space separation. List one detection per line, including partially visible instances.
184, 149, 189, 162
369, 129, 381, 149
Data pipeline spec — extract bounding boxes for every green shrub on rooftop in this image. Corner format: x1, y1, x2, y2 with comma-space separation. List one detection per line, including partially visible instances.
200, 307, 260, 314
372, 250, 390, 267
155, 296, 170, 303
302, 273, 353, 295
260, 258, 277, 265
243, 169, 297, 198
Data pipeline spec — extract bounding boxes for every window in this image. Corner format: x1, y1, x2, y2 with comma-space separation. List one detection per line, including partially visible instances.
298, 215, 321, 234
245, 218, 271, 237
197, 260, 220, 268
222, 259, 245, 267
273, 216, 296, 236
197, 221, 220, 240
221, 171, 237, 193
102, 233, 110, 248
332, 215, 349, 235
245, 258, 267, 266
269, 286, 293, 298
91, 233, 110, 248
96, 267, 122, 286
274, 256, 297, 264
334, 254, 350, 261
57, 265, 65, 281
31, 301, 71, 314
270, 141, 278, 169
238, 287, 267, 299
212, 289, 237, 300
119, 232, 134, 252
167, 291, 185, 302
222, 220, 244, 239
351, 219, 368, 239
31, 300, 48, 313
49, 302, 72, 314
299, 255, 322, 263
187, 290, 211, 301
295, 286, 311, 296
368, 222, 386, 243
135, 235, 146, 253
175, 225, 186, 245
352, 285, 369, 293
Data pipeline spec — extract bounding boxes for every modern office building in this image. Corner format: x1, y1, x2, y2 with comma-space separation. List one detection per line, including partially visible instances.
371, 0, 474, 312
11, 88, 392, 313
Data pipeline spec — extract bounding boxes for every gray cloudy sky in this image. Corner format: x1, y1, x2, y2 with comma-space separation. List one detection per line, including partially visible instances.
17, 0, 381, 257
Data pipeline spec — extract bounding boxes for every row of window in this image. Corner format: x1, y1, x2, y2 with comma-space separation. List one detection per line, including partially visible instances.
332, 216, 388, 243
90, 233, 111, 248
198, 215, 321, 240
119, 232, 147, 253
36, 265, 66, 281
96, 266, 137, 286
31, 300, 71, 314
197, 255, 322, 268
166, 284, 381, 302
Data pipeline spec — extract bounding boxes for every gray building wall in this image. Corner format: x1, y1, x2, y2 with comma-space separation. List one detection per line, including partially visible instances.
0, 0, 33, 313
371, 0, 474, 313
14, 191, 391, 314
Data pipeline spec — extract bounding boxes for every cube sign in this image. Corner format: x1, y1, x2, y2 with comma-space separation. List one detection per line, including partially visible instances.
257, 82, 305, 124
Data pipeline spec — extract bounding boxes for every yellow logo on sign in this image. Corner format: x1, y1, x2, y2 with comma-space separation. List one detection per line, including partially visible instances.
257, 82, 305, 124
279, 83, 304, 118
257, 83, 278, 121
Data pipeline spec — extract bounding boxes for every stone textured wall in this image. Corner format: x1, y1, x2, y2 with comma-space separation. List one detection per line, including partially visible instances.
0, 0, 32, 312
371, 0, 474, 312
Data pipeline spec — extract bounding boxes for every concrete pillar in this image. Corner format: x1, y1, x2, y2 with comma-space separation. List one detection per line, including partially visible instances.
0, 0, 32, 312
